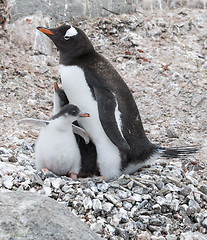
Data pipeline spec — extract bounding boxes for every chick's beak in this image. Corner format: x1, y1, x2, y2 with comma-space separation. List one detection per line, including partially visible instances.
54, 82, 60, 93
79, 113, 90, 118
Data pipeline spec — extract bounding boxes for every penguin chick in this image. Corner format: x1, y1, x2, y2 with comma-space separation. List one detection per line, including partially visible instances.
35, 104, 90, 178
19, 82, 97, 177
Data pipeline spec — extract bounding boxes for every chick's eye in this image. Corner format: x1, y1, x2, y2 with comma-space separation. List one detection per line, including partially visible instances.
64, 36, 70, 40
71, 110, 77, 115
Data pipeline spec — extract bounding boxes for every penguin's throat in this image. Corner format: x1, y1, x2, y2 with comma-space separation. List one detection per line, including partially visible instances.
51, 117, 74, 132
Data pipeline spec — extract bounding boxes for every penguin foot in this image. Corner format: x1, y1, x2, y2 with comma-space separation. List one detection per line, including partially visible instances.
95, 176, 104, 180
41, 168, 50, 173
69, 173, 78, 179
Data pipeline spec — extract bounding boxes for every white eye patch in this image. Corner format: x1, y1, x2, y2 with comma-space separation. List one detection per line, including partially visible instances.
64, 26, 78, 40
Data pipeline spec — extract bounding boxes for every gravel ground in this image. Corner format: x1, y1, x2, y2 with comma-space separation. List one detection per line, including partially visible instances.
0, 8, 207, 239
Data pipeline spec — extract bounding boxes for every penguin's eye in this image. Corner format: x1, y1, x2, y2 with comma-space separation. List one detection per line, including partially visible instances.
64, 36, 70, 41
71, 110, 77, 115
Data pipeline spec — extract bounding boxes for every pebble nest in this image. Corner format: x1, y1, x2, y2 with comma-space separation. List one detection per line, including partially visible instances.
0, 8, 207, 239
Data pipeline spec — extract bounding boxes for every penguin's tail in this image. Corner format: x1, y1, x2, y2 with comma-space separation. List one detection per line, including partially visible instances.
157, 145, 200, 158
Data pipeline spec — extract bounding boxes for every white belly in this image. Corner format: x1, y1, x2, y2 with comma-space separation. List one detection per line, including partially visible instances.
60, 65, 101, 139
59, 65, 121, 180
35, 122, 81, 176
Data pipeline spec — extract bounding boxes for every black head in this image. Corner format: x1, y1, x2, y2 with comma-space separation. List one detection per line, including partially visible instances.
37, 25, 94, 61
51, 104, 90, 121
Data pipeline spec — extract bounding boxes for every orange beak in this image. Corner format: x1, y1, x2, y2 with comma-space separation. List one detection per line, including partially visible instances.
37, 27, 55, 35
79, 113, 90, 118
54, 82, 59, 92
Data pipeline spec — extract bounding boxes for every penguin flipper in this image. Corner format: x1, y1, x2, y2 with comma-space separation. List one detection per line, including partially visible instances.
72, 124, 90, 144
18, 118, 49, 127
94, 88, 130, 152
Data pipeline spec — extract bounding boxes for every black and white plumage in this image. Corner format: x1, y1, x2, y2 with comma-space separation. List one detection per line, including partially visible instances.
53, 82, 98, 177
20, 83, 98, 178
53, 82, 89, 143
35, 104, 90, 177
37, 25, 199, 180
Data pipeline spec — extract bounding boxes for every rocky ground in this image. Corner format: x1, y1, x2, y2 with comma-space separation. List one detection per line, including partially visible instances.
0, 8, 207, 240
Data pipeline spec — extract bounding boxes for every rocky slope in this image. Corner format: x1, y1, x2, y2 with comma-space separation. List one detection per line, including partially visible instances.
0, 8, 207, 239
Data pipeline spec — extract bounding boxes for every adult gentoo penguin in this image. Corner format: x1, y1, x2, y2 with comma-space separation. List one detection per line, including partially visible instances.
35, 104, 90, 178
37, 25, 198, 180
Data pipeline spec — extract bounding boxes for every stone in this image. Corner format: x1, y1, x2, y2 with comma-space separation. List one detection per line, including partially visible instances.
180, 231, 207, 240
171, 199, 180, 211
7, 0, 139, 23
2, 175, 13, 189
97, 182, 109, 192
132, 186, 146, 195
0, 191, 100, 239
127, 180, 134, 190
155, 180, 164, 190
112, 211, 129, 226
123, 201, 133, 211
166, 129, 178, 138
138, 215, 150, 225
96, 192, 104, 201
5, 14, 54, 54
51, 178, 62, 189
142, 194, 151, 200
136, 221, 148, 230
155, 196, 166, 205
83, 196, 93, 210
90, 220, 104, 234
102, 202, 114, 213
166, 183, 180, 192
199, 185, 207, 195
87, 181, 98, 193
137, 200, 148, 210
187, 199, 201, 215
149, 216, 165, 226
131, 193, 142, 202
151, 236, 165, 240
8, 156, 18, 162
116, 190, 128, 199
180, 186, 192, 196
191, 94, 206, 107
92, 199, 102, 212
201, 218, 207, 228
195, 213, 205, 224
166, 235, 177, 240
84, 188, 96, 198
152, 203, 161, 213
62, 184, 74, 193
104, 193, 121, 207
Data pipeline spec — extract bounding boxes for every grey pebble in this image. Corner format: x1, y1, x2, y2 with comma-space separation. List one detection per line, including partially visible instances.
201, 218, 207, 229
122, 201, 133, 211
97, 182, 109, 192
